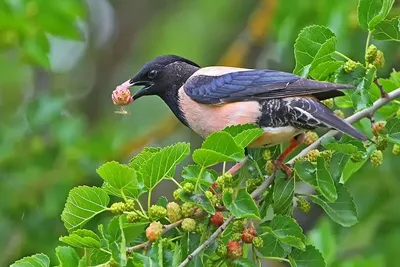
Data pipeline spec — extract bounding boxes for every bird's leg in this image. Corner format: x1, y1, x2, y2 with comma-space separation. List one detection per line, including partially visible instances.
274, 133, 305, 177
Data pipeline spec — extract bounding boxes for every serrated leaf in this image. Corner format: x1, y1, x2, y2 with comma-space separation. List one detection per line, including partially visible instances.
310, 61, 343, 81
97, 161, 139, 199
193, 132, 245, 167
181, 164, 216, 186
373, 17, 400, 41
129, 147, 161, 170
309, 183, 358, 227
385, 117, 400, 144
11, 254, 50, 267
59, 229, 101, 248
316, 157, 337, 202
307, 218, 336, 265
262, 215, 306, 250
358, 0, 395, 30
61, 186, 109, 232
294, 160, 317, 187
222, 123, 261, 137
289, 245, 326, 267
342, 145, 374, 183
257, 234, 290, 258
56, 246, 79, 267
294, 25, 336, 77
90, 249, 110, 265
321, 136, 358, 155
140, 143, 190, 189
180, 191, 215, 214
272, 173, 295, 215
223, 188, 260, 219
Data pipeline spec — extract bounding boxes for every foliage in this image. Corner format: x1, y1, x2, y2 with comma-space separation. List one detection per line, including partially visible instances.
4, 0, 400, 267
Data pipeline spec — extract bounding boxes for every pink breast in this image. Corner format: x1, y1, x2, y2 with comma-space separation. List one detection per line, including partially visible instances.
178, 88, 261, 138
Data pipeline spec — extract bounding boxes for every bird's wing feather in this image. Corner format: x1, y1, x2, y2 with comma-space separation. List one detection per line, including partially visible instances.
288, 98, 367, 141
184, 69, 353, 104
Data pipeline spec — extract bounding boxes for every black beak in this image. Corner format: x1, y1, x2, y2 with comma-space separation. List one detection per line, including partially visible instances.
129, 79, 154, 100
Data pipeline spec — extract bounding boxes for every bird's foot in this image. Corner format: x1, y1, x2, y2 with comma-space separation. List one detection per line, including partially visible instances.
273, 160, 293, 178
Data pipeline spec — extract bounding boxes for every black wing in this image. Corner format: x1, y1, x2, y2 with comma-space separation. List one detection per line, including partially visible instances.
184, 69, 353, 105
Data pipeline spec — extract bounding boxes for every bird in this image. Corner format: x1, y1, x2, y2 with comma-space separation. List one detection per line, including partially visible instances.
115, 55, 367, 175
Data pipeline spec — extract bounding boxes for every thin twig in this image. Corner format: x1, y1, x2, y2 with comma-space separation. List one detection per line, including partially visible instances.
287, 87, 400, 165
374, 79, 389, 98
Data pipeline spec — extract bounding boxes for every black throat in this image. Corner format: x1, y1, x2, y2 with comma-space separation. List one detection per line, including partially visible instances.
158, 63, 199, 127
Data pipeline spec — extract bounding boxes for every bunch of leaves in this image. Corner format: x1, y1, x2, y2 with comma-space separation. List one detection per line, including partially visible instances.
10, 0, 400, 266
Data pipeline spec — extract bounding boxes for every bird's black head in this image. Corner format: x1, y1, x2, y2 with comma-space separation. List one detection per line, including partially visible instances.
125, 55, 200, 100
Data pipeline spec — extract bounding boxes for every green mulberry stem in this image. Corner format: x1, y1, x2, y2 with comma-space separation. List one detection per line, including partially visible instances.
365, 31, 372, 66
334, 51, 352, 61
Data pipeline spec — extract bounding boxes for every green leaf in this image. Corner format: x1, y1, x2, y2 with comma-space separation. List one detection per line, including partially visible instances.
329, 152, 350, 182
129, 147, 161, 170
385, 117, 400, 144
56, 246, 79, 267
61, 186, 110, 232
132, 253, 159, 267
373, 17, 400, 41
342, 145, 374, 183
334, 94, 353, 109
223, 188, 260, 219
59, 229, 101, 248
97, 161, 139, 199
141, 143, 190, 189
321, 136, 358, 155
232, 258, 257, 267
11, 254, 50, 267
294, 25, 336, 77
222, 124, 264, 148
156, 196, 169, 207
288, 245, 326, 267
294, 160, 317, 187
193, 132, 245, 167
262, 215, 306, 250
181, 164, 216, 186
272, 173, 295, 215
310, 61, 343, 81
307, 218, 336, 265
222, 123, 261, 137
23, 37, 50, 69
309, 183, 358, 227
257, 234, 290, 258
90, 249, 110, 265
180, 191, 215, 214
358, 0, 395, 30
316, 157, 337, 202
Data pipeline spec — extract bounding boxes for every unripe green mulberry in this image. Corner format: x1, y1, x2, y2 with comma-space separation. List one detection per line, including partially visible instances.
211, 194, 220, 207
232, 219, 246, 233
373, 50, 385, 68
126, 212, 141, 223
252, 236, 264, 248
305, 149, 320, 162
393, 144, 400, 155
124, 199, 135, 211
181, 218, 196, 232
320, 150, 333, 162
110, 202, 125, 214
216, 243, 227, 257
262, 150, 272, 161
350, 153, 364, 163
370, 150, 383, 167
205, 190, 213, 199
166, 202, 182, 223
231, 232, 242, 241
183, 182, 195, 193
173, 188, 182, 200
246, 178, 262, 193
265, 160, 275, 175
304, 131, 319, 146
149, 205, 167, 218
223, 187, 234, 195
322, 98, 334, 109
366, 44, 378, 63
344, 60, 357, 73
181, 202, 195, 217
296, 198, 311, 213
375, 136, 388, 151
334, 109, 345, 119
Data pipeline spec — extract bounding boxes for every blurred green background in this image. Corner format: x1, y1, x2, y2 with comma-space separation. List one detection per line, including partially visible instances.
0, 0, 399, 266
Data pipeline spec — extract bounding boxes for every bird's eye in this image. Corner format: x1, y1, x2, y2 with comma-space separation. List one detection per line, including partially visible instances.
148, 70, 158, 79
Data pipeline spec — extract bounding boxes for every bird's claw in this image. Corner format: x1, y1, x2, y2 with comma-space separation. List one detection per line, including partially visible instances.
273, 160, 293, 178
